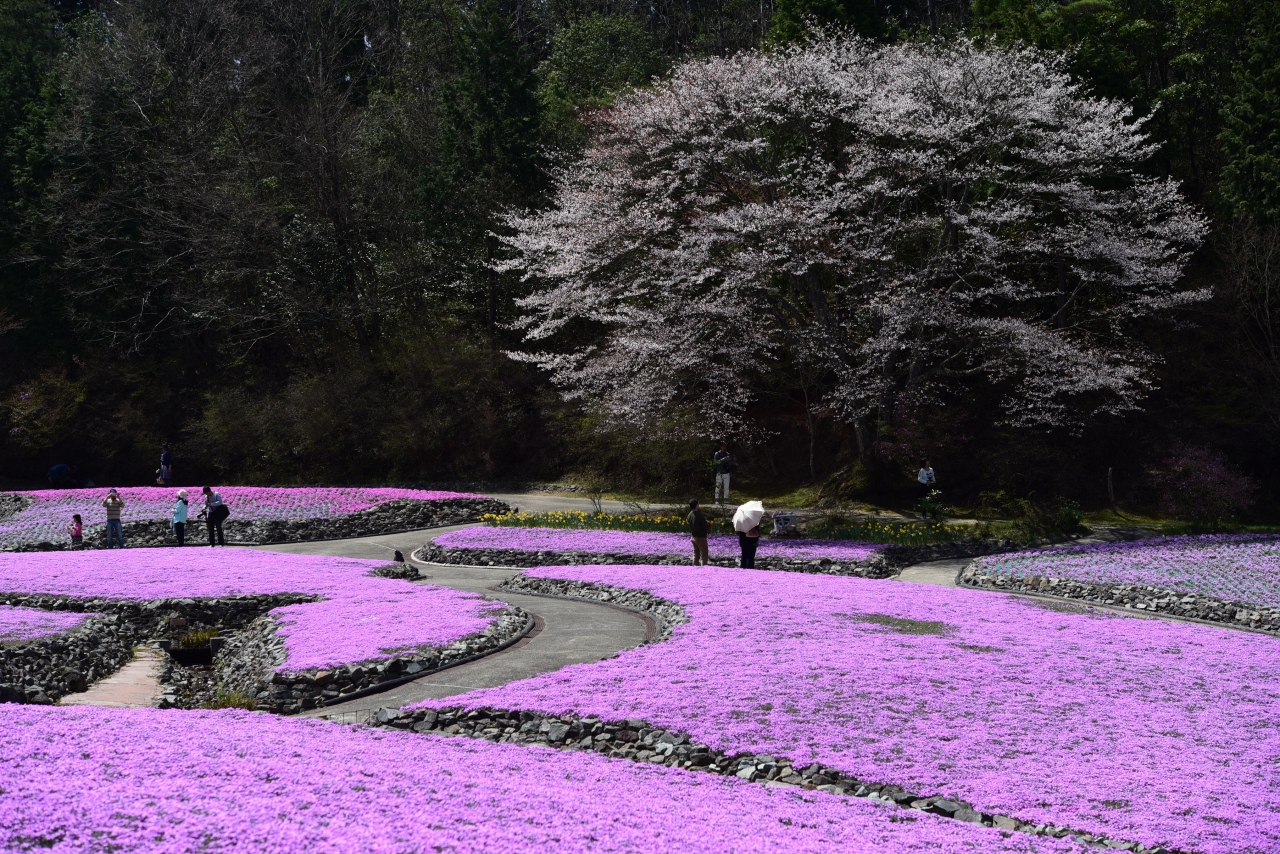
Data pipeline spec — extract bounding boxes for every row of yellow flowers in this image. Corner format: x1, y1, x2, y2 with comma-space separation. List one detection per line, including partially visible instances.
482, 510, 969, 545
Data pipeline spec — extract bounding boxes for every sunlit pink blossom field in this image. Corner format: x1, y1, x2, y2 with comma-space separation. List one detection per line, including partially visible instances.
415, 564, 1280, 854
0, 705, 1077, 854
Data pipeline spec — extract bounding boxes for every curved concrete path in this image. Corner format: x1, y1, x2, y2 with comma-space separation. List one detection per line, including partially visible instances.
255, 522, 650, 721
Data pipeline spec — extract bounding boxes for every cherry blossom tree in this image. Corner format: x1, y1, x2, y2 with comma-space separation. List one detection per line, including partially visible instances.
501, 33, 1208, 451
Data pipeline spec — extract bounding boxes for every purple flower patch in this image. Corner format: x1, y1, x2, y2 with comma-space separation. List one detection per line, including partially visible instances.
0, 550, 500, 673
0, 604, 91, 643
973, 534, 1280, 607
0, 705, 1077, 853
414, 564, 1280, 854
435, 526, 886, 562
1, 486, 487, 549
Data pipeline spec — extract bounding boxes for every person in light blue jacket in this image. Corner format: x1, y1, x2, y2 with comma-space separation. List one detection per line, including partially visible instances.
172, 490, 189, 547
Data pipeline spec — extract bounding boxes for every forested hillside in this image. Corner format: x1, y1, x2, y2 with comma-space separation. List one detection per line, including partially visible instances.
0, 0, 1276, 517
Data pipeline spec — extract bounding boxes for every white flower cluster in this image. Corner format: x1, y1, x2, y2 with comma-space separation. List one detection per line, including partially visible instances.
503, 34, 1208, 438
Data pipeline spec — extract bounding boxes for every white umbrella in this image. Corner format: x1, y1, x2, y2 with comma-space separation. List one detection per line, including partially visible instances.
733, 501, 765, 533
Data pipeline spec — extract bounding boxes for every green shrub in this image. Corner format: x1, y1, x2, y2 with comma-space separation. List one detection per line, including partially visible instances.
177, 628, 219, 649
202, 689, 256, 711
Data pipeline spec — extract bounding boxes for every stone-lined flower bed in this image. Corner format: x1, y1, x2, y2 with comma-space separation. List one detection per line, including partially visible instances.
1, 591, 312, 703
0, 603, 91, 642
368, 705, 1165, 853
0, 550, 514, 708
963, 536, 1280, 634
409, 566, 1280, 854
0, 705, 1081, 854
960, 569, 1280, 634
422, 529, 1020, 578
1, 487, 506, 550
0, 610, 134, 704
213, 607, 530, 714
0, 550, 503, 672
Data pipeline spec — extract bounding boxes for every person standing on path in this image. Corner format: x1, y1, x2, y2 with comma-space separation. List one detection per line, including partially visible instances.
67, 514, 83, 547
157, 444, 173, 486
101, 489, 125, 549
172, 490, 189, 547
918, 459, 936, 496
713, 443, 732, 504
687, 500, 710, 566
200, 486, 229, 547
738, 522, 759, 569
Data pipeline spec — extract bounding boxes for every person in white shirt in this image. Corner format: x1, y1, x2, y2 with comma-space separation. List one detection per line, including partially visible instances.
713, 443, 732, 503
917, 459, 937, 496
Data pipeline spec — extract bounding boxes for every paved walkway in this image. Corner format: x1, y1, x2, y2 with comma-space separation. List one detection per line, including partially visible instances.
59, 647, 163, 708
893, 559, 969, 586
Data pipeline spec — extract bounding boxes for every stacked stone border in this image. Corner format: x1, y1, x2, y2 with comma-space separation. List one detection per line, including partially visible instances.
1, 568, 531, 711
960, 566, 1280, 635
217, 605, 531, 714
368, 575, 1175, 854
8, 497, 510, 552
497, 574, 687, 643
0, 591, 310, 703
0, 613, 134, 704
417, 537, 1019, 579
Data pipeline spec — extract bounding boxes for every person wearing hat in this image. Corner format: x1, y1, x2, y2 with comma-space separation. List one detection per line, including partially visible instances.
200, 486, 229, 547
101, 489, 125, 549
172, 490, 190, 546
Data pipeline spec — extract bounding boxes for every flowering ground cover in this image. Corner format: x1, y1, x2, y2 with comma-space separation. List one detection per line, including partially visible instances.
0, 604, 90, 643
416, 565, 1280, 854
0, 550, 499, 672
434, 526, 886, 563
971, 534, 1280, 607
0, 705, 1077, 854
0, 486, 486, 549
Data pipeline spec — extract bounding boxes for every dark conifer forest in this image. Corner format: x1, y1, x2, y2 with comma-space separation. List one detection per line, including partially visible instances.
1, 0, 1277, 517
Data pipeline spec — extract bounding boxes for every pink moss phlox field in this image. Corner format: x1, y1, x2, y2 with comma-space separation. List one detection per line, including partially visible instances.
0, 604, 91, 642
975, 534, 1280, 607
0, 550, 499, 672
0, 706, 1078, 854
0, 486, 486, 548
416, 565, 1280, 854
435, 526, 886, 562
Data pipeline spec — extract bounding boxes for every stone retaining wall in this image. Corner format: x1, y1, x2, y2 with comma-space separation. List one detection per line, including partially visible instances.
10, 497, 509, 551
0, 615, 135, 704
2, 583, 530, 711
497, 575, 687, 643
960, 568, 1280, 634
216, 607, 530, 714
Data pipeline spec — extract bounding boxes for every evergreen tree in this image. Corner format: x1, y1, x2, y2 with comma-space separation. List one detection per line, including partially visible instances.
769, 0, 885, 44
1220, 1, 1280, 220
419, 0, 544, 340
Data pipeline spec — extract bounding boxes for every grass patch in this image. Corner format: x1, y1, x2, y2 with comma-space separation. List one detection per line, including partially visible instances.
177, 628, 219, 649
841, 613, 954, 636
202, 689, 257, 710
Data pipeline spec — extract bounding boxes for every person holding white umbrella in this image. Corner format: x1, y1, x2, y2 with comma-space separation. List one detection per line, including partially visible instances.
733, 500, 764, 569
